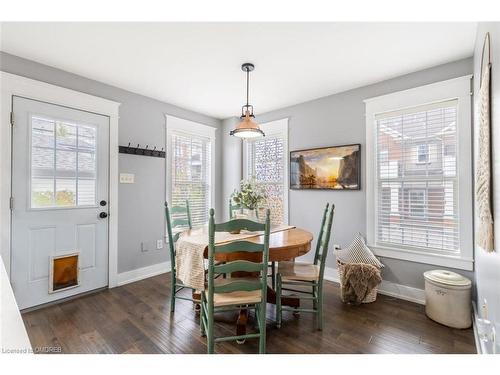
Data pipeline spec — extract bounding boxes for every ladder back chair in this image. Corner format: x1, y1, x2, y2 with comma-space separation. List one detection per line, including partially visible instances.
201, 208, 270, 354
276, 203, 334, 330
165, 200, 193, 313
229, 199, 271, 284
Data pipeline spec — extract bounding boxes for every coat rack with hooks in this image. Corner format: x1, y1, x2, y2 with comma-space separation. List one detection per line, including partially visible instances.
118, 143, 166, 158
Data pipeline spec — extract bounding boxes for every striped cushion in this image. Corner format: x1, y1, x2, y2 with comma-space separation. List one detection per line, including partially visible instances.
336, 233, 384, 268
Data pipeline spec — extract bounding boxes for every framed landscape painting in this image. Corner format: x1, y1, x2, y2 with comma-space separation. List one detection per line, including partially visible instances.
290, 144, 361, 190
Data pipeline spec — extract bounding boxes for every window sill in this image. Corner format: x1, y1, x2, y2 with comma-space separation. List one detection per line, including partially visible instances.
368, 244, 474, 271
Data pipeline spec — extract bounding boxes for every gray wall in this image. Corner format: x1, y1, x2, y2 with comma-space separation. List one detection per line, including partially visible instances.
473, 23, 500, 353
0, 52, 223, 274
1, 50, 478, 290
221, 58, 474, 289
221, 117, 243, 220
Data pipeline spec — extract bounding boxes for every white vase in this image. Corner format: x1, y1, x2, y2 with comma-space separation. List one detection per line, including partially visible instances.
243, 208, 257, 220
235, 208, 257, 220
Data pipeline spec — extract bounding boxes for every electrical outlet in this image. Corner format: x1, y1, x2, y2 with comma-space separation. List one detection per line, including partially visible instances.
120, 173, 135, 184
482, 298, 489, 319
156, 240, 163, 250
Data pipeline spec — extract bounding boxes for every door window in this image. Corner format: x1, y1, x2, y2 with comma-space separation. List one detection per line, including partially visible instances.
30, 115, 97, 208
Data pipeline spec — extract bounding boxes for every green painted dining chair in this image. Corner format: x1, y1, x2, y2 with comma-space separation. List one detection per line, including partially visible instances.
201, 208, 270, 354
229, 198, 276, 289
165, 200, 194, 313
276, 203, 334, 330
229, 198, 273, 286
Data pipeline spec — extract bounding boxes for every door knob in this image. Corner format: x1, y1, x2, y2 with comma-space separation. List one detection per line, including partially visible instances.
99, 212, 108, 219
100, 200, 107, 206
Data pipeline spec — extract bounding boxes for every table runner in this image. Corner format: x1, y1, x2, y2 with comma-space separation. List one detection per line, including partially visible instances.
175, 225, 295, 291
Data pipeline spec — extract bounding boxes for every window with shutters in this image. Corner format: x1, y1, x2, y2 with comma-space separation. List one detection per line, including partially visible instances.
166, 115, 215, 228
365, 76, 473, 270
244, 118, 289, 225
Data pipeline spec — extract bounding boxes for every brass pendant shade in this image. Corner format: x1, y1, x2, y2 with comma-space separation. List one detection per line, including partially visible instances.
230, 110, 265, 138
230, 63, 265, 138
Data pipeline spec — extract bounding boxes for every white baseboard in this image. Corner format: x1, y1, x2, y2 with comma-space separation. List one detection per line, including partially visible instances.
324, 266, 426, 305
116, 261, 172, 286
114, 263, 425, 305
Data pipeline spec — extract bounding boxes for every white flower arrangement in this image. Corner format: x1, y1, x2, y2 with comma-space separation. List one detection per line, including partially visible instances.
231, 177, 266, 210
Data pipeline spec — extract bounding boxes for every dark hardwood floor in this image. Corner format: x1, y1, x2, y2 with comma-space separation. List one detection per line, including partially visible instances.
22, 274, 476, 354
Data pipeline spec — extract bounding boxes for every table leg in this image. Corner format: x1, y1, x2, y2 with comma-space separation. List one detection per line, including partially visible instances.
232, 270, 254, 343
266, 286, 300, 308
192, 291, 201, 312
202, 270, 302, 342
233, 287, 300, 342
236, 308, 248, 344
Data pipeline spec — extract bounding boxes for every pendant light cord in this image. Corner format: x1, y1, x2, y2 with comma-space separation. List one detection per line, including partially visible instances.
246, 68, 250, 107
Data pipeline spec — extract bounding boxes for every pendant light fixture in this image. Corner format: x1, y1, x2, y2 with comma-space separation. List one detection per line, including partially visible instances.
230, 63, 265, 138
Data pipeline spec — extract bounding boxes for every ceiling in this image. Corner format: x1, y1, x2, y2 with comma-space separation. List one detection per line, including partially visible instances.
0, 22, 477, 119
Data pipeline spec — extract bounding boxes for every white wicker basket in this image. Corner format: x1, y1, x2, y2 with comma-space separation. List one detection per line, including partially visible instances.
336, 259, 379, 303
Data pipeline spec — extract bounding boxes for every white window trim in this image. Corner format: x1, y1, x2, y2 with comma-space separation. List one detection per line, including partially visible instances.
243, 118, 289, 225
0, 72, 121, 285
364, 75, 473, 271
165, 114, 216, 227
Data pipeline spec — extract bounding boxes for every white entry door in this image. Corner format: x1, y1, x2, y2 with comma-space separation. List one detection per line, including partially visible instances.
11, 96, 109, 310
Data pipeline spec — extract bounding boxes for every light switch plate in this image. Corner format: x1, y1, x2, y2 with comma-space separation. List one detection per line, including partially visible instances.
120, 173, 135, 184
156, 240, 163, 250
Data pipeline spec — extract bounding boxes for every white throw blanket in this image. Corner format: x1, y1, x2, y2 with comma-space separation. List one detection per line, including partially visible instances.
175, 225, 295, 290
476, 64, 494, 252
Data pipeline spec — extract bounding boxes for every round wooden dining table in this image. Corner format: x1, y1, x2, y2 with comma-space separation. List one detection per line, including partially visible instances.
201, 227, 314, 340
207, 227, 313, 263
